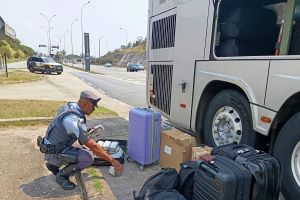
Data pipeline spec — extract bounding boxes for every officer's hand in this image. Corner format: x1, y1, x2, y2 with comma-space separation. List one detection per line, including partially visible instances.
88, 127, 95, 133
111, 159, 123, 176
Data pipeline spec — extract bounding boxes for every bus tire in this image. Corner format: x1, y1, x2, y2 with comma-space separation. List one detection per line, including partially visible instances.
273, 113, 300, 200
203, 89, 256, 147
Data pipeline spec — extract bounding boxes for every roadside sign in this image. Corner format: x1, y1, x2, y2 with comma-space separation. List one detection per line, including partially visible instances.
84, 32, 90, 71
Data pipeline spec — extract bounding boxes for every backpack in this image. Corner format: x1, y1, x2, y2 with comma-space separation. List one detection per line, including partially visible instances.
145, 188, 186, 200
133, 168, 179, 200
178, 161, 199, 200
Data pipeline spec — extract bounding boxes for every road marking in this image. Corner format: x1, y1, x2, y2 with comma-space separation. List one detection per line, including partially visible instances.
98, 88, 106, 94
87, 82, 92, 86
98, 74, 146, 86
67, 66, 146, 86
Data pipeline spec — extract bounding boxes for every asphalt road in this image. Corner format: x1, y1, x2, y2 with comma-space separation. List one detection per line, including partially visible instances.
66, 63, 147, 108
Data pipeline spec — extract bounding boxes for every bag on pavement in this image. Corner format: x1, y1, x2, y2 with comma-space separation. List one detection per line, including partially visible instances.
144, 188, 186, 200
133, 168, 179, 200
178, 161, 199, 200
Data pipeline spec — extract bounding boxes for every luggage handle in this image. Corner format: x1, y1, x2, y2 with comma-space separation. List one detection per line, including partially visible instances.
200, 163, 218, 178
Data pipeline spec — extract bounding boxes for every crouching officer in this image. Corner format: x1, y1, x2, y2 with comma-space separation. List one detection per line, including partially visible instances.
37, 90, 123, 190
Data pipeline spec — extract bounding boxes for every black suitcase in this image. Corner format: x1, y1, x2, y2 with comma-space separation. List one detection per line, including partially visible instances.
212, 143, 282, 200
211, 143, 255, 160
218, 5, 277, 41
92, 139, 127, 166
194, 156, 252, 200
236, 152, 282, 200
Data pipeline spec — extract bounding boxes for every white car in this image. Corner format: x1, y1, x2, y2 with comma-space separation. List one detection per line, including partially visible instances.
105, 63, 112, 67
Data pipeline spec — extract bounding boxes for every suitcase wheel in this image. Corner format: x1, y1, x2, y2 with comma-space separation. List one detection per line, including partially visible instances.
127, 156, 134, 163
139, 165, 144, 171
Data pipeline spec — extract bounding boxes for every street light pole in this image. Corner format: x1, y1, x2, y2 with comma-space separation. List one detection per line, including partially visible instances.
120, 27, 128, 47
63, 29, 69, 52
55, 36, 62, 50
81, 0, 91, 67
71, 18, 78, 66
40, 26, 48, 51
98, 36, 103, 64
40, 13, 56, 56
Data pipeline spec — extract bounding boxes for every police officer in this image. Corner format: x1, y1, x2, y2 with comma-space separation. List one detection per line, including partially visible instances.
41, 90, 123, 190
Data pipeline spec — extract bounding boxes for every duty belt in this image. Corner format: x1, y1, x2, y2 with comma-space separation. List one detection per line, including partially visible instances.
37, 136, 65, 154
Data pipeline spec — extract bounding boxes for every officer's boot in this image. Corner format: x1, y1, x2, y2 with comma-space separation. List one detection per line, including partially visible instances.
46, 163, 59, 175
55, 164, 77, 190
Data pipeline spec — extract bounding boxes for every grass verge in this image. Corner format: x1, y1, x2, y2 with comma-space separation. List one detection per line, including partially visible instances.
0, 99, 118, 127
0, 119, 51, 128
87, 167, 103, 192
0, 70, 43, 84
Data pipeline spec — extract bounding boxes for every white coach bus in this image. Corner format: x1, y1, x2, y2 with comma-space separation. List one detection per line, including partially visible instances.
146, 0, 300, 199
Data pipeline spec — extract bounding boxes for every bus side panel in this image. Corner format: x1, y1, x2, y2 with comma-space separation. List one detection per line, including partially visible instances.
191, 60, 270, 133
169, 0, 211, 129
151, 0, 176, 16
148, 9, 177, 62
266, 60, 300, 111
151, 0, 195, 16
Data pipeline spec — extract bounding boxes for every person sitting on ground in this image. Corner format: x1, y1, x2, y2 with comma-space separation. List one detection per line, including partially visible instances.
39, 89, 123, 190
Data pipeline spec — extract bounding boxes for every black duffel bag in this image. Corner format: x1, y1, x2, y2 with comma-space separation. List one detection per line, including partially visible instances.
144, 189, 186, 200
133, 168, 179, 200
177, 161, 199, 200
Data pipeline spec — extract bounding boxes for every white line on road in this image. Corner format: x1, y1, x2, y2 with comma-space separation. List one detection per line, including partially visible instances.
99, 74, 146, 86
98, 88, 106, 94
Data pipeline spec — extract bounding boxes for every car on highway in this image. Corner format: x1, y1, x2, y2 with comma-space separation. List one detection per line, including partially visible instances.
127, 63, 144, 72
105, 63, 112, 67
27, 56, 63, 75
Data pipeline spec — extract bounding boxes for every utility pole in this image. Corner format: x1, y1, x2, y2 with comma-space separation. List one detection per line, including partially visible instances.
81, 1, 91, 68
40, 13, 56, 56
71, 18, 78, 66
120, 27, 128, 47
63, 29, 69, 52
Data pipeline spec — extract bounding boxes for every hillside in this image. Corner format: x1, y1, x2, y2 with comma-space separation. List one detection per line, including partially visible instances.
98, 38, 146, 67
0, 36, 34, 62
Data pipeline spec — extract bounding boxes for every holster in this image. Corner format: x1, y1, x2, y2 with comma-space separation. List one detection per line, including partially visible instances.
36, 136, 62, 154
36, 136, 78, 163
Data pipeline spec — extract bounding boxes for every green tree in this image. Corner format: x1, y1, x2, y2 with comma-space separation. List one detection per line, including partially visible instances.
0, 40, 9, 47
14, 50, 25, 59
0, 45, 14, 58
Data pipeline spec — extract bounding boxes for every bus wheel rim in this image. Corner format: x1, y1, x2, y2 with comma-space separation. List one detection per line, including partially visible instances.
292, 141, 300, 187
212, 106, 242, 146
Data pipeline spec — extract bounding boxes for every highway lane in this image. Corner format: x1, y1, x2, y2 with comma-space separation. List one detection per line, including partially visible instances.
65, 67, 147, 108
71, 62, 146, 85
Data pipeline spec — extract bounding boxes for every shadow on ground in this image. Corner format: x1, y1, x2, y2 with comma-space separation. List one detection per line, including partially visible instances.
20, 172, 91, 199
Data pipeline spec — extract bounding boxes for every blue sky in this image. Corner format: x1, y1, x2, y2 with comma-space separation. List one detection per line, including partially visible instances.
0, 0, 148, 56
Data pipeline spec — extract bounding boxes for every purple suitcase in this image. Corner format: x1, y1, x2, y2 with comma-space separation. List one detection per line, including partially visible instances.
128, 108, 161, 170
